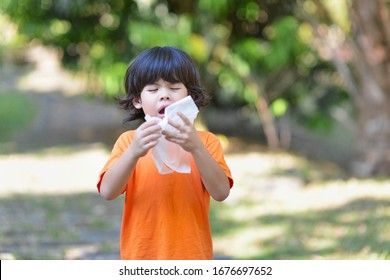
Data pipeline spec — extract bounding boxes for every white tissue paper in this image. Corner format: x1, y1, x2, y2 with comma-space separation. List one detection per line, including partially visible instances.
145, 95, 199, 174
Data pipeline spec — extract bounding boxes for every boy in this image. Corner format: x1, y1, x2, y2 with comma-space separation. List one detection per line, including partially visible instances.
97, 46, 233, 259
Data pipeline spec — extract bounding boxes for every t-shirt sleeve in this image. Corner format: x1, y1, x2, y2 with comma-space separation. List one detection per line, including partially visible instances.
202, 132, 234, 188
96, 131, 134, 193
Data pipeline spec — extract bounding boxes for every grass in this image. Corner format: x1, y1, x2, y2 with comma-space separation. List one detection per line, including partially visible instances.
1, 144, 390, 260
211, 195, 390, 259
0, 91, 36, 144
209, 150, 390, 260
0, 192, 123, 260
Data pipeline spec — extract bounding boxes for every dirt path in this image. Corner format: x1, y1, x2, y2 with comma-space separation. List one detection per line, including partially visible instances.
0, 51, 360, 260
0, 58, 127, 259
0, 59, 241, 259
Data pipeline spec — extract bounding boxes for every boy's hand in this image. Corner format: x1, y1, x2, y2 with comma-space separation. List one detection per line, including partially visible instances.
130, 119, 162, 158
162, 112, 202, 153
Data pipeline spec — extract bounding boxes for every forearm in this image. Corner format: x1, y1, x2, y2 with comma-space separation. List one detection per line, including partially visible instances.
99, 147, 138, 200
162, 112, 230, 200
192, 145, 230, 202
100, 121, 161, 200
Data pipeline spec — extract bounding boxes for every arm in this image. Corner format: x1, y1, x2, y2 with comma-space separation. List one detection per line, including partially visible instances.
99, 120, 162, 200
191, 143, 230, 201
163, 112, 230, 201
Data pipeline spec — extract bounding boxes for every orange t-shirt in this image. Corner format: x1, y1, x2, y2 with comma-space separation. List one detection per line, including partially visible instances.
97, 130, 233, 260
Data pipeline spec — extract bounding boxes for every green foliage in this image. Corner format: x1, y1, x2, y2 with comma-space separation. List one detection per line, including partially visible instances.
233, 38, 267, 68
100, 62, 128, 98
1, 0, 349, 134
271, 98, 288, 117
0, 92, 36, 142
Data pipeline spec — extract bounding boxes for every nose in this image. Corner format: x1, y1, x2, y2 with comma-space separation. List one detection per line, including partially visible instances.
159, 87, 171, 101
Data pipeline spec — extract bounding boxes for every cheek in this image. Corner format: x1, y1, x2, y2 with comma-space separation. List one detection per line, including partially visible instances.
180, 89, 189, 98
140, 97, 158, 114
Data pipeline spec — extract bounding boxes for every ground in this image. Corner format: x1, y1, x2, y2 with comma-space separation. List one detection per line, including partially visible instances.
1, 49, 390, 260
0, 57, 242, 259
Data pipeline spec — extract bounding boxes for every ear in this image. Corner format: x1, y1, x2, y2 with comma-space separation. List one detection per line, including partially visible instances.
132, 98, 142, 109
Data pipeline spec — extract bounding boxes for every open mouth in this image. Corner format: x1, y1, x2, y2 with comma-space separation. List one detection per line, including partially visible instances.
159, 107, 166, 115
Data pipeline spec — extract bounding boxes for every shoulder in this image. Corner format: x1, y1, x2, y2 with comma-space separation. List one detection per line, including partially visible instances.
117, 130, 136, 143
197, 130, 218, 140
197, 131, 224, 149
112, 130, 136, 152
197, 130, 218, 141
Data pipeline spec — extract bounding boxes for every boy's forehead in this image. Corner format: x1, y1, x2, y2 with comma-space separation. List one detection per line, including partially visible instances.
148, 71, 181, 83
151, 78, 182, 84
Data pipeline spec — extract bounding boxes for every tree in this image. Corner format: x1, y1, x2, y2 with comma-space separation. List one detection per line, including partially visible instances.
349, 0, 390, 176
3, 0, 390, 177
1, 0, 330, 150
302, 0, 390, 176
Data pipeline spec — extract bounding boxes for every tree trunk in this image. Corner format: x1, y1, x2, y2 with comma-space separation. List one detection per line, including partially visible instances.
348, 0, 390, 177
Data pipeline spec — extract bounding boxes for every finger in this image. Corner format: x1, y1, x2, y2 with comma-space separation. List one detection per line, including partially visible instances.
142, 133, 161, 143
164, 135, 184, 145
176, 112, 192, 125
142, 118, 160, 127
144, 139, 159, 149
161, 132, 177, 142
138, 135, 161, 152
167, 113, 193, 132
167, 118, 182, 131
141, 122, 162, 135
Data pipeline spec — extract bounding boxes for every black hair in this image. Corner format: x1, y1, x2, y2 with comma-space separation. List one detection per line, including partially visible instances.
118, 46, 210, 122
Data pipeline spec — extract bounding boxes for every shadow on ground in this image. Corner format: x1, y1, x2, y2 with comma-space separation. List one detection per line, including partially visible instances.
0, 192, 123, 260
2, 191, 390, 260
0, 192, 234, 260
209, 197, 390, 260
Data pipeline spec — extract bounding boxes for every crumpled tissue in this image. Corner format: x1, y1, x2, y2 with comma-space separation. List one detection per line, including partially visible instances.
145, 95, 199, 174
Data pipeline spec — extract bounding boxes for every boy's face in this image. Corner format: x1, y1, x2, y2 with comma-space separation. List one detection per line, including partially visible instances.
133, 79, 188, 119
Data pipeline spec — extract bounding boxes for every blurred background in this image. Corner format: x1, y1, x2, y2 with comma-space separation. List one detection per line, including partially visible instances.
0, 0, 390, 260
